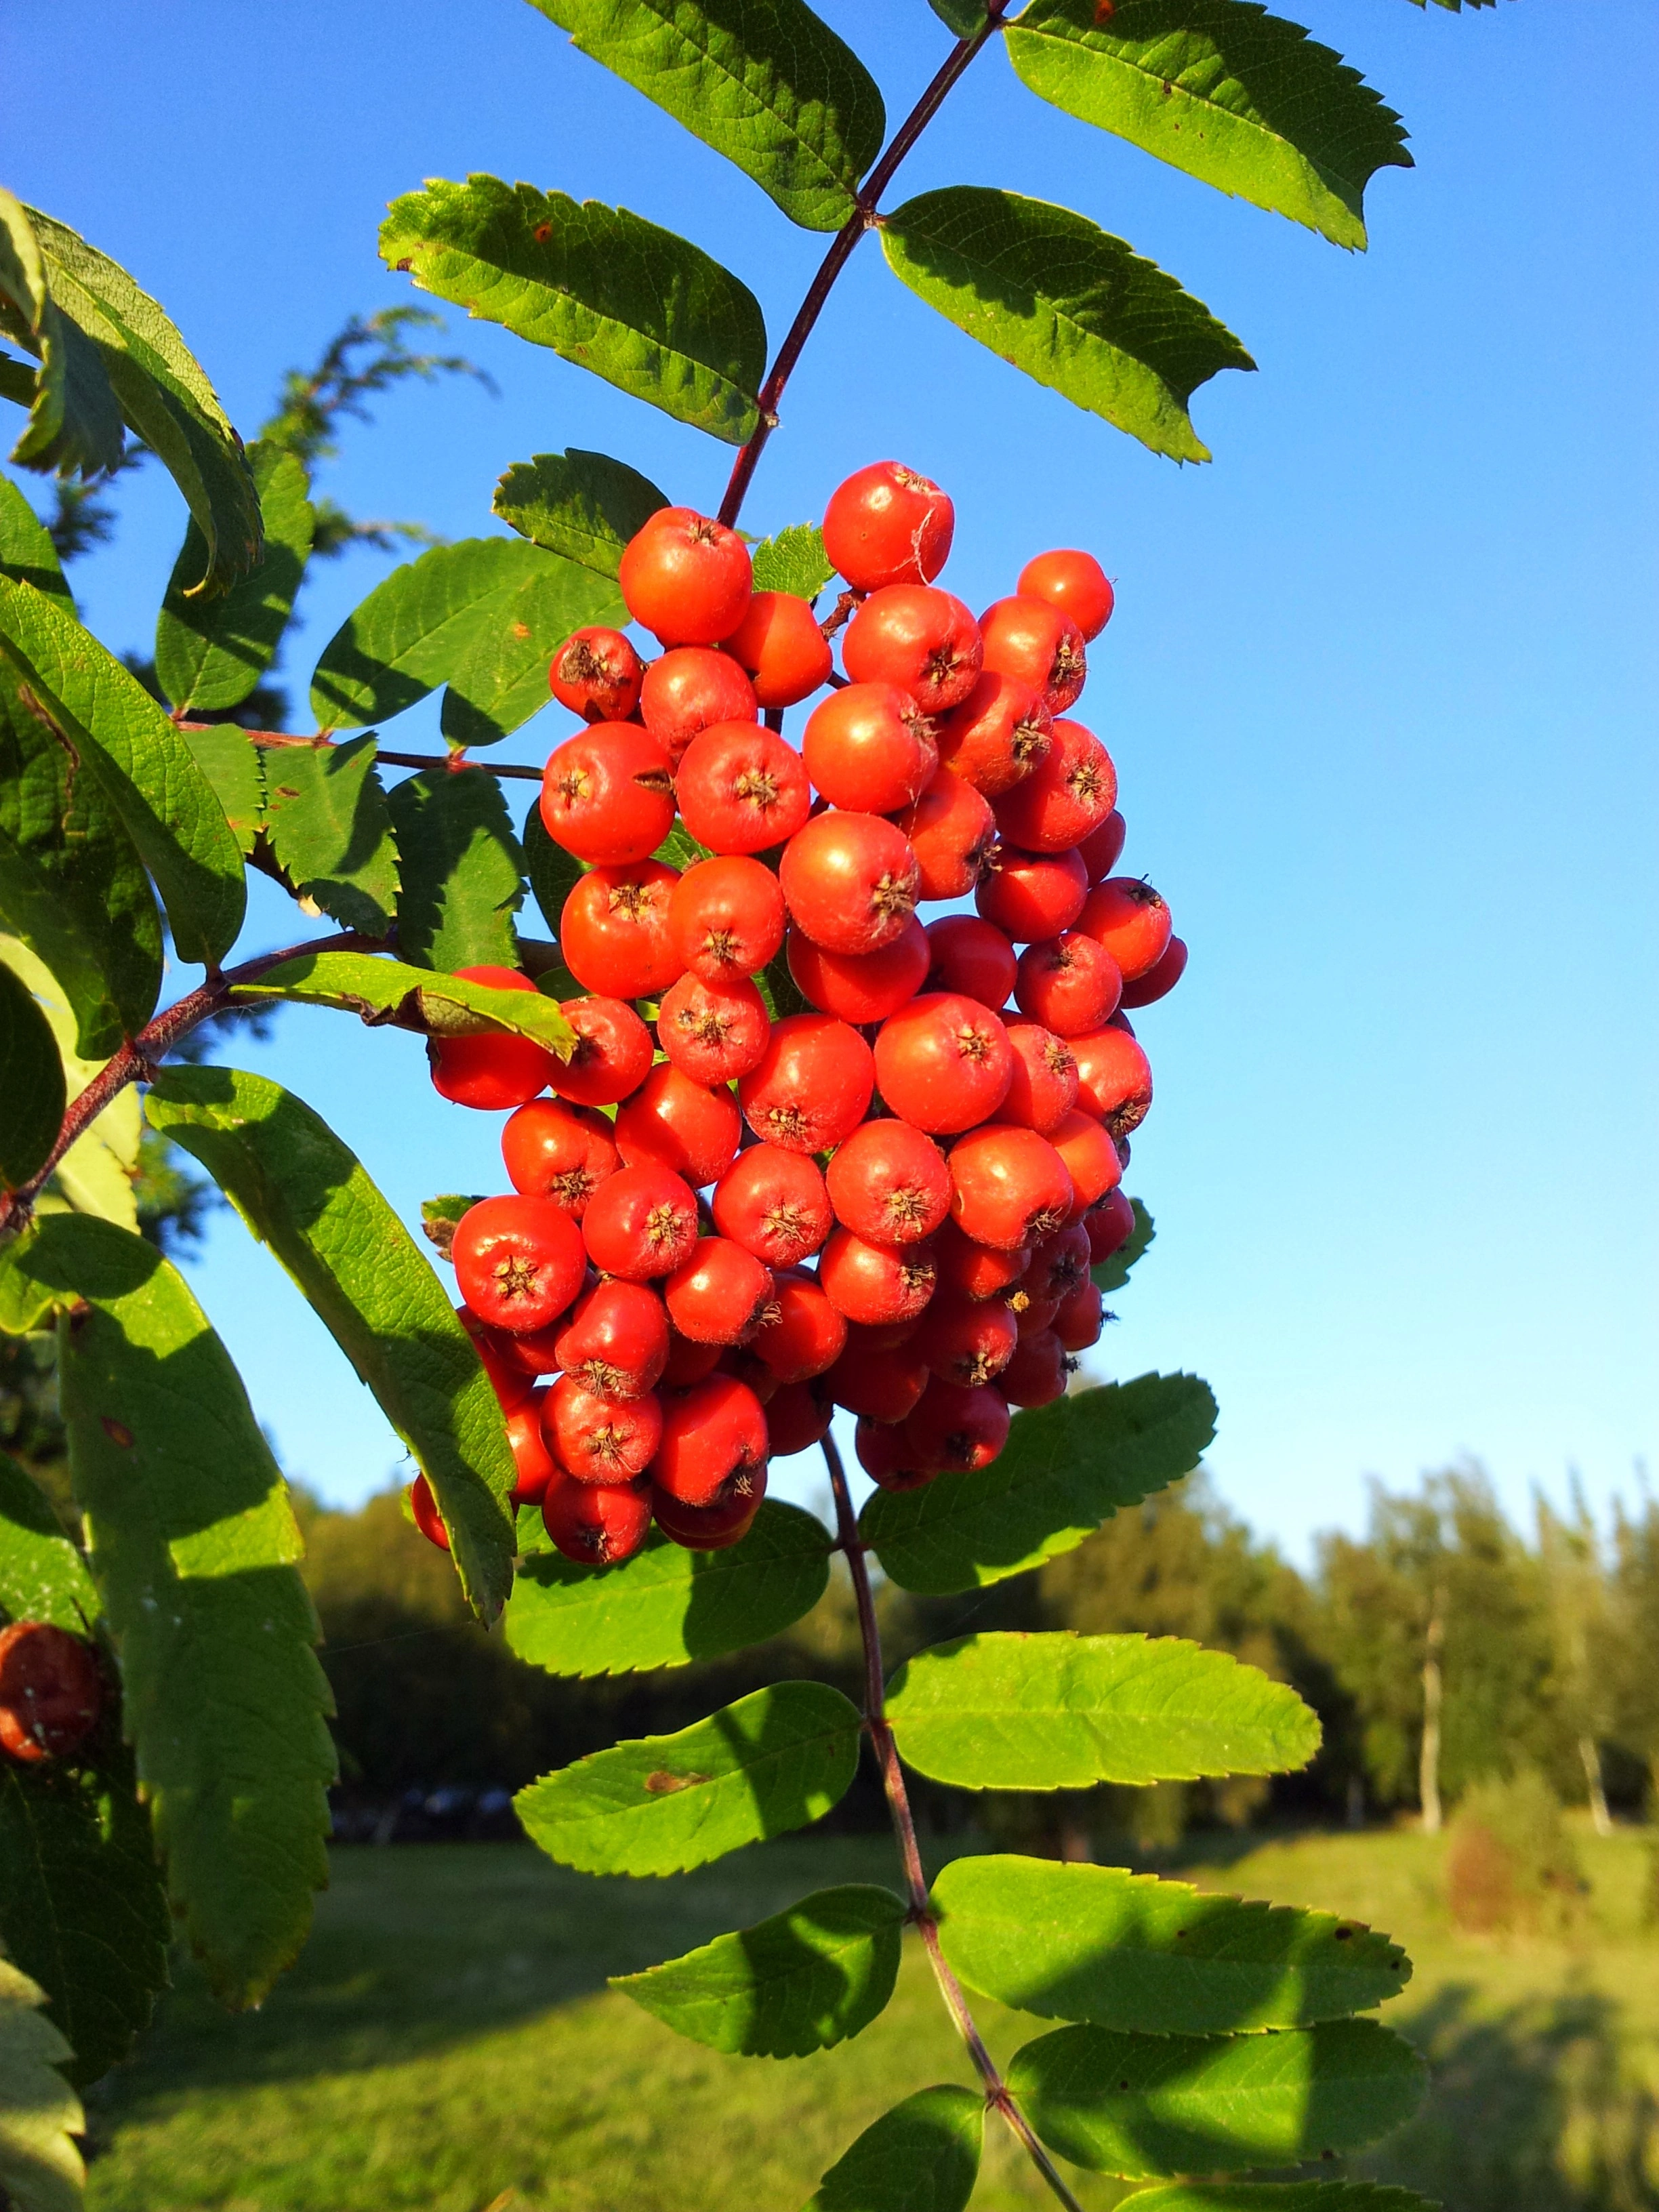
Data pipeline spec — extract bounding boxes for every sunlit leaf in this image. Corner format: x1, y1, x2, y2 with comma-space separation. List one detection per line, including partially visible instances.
0, 1954, 83, 2212
154, 442, 314, 712
0, 958, 65, 1189
263, 737, 398, 937
493, 447, 668, 577
231, 947, 576, 1051
805, 2084, 983, 2212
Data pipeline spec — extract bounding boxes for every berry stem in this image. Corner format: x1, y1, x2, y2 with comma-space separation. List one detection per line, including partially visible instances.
176, 722, 545, 782
717, 4, 1014, 533
819, 1430, 1087, 2212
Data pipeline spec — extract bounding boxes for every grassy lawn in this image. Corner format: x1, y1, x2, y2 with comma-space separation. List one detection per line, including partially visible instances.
81, 1824, 1659, 2212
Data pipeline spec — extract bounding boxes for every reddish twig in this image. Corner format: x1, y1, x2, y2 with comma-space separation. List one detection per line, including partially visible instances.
177, 723, 546, 783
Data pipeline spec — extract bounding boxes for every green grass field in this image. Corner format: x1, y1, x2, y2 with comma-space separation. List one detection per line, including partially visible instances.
81, 1824, 1659, 2212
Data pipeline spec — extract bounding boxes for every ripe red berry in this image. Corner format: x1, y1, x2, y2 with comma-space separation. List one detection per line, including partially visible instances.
664, 1237, 776, 1345
1054, 1277, 1105, 1353
552, 1279, 670, 1401
1069, 1027, 1153, 1139
457, 1302, 539, 1408
614, 1063, 740, 1188
0, 1622, 101, 1763
1026, 1219, 1092, 1304
662, 1329, 724, 1387
1078, 878, 1172, 983
718, 1347, 781, 1406
711, 1144, 832, 1267
1000, 1021, 1080, 1134
409, 1472, 451, 1551
1086, 1186, 1136, 1265
912, 1293, 1019, 1388
1003, 1282, 1061, 1340
668, 853, 787, 985
619, 506, 752, 646
1015, 932, 1123, 1038
675, 721, 812, 854
931, 1217, 1031, 1302
429, 966, 560, 1111
722, 592, 834, 708
823, 461, 954, 592
924, 915, 1017, 1011
650, 1373, 769, 1506
762, 1380, 833, 1459
802, 684, 938, 814
787, 918, 928, 1025
657, 971, 773, 1085
979, 595, 1086, 713
540, 722, 675, 865
639, 646, 759, 765
855, 1416, 933, 1492
994, 718, 1118, 855
818, 1228, 937, 1326
549, 626, 645, 722
903, 1377, 1010, 1473
453, 1195, 586, 1334
651, 1466, 767, 1549
949, 1124, 1073, 1250
823, 1335, 929, 1422
581, 1163, 700, 1280
1000, 1328, 1071, 1409
543, 1476, 653, 1566
506, 1392, 562, 1504
493, 1311, 566, 1378
1050, 1109, 1124, 1216
750, 1269, 847, 1382
1078, 808, 1127, 884
975, 845, 1088, 943
779, 811, 920, 956
873, 993, 1012, 1135
501, 1097, 619, 1218
560, 859, 683, 999
738, 1013, 875, 1153
936, 672, 1052, 797
841, 585, 982, 713
1118, 934, 1188, 1008
1017, 549, 1115, 642
546, 1376, 663, 1482
548, 995, 654, 1108
896, 769, 997, 900
825, 1120, 951, 1246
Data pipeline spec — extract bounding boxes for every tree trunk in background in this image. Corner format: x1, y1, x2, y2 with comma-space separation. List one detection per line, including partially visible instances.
1420, 1600, 1444, 1835
1579, 1734, 1613, 1836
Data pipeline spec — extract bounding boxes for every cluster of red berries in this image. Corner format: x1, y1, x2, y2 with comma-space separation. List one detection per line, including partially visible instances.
417, 462, 1185, 1570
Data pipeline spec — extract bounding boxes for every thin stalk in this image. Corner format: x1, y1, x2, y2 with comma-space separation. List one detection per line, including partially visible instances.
176, 724, 545, 783
820, 1432, 1086, 2212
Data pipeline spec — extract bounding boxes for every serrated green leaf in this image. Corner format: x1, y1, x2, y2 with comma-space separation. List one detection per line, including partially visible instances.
145, 1065, 518, 1622
0, 1451, 98, 1631
506, 1498, 832, 1676
0, 939, 140, 1230
1116, 2186, 1440, 2212
521, 797, 586, 935
7, 1213, 334, 2009
516, 1679, 861, 1875
616, 1883, 904, 2056
1093, 1196, 1153, 1294
880, 186, 1254, 464
862, 1374, 1215, 1595
0, 475, 73, 611
930, 0, 993, 35
1008, 2018, 1427, 2177
755, 943, 811, 1020
231, 947, 577, 1050
1006, 1, 1412, 251
806, 2083, 983, 2212
178, 724, 265, 858
527, 0, 885, 232
884, 1631, 1321, 1788
0, 578, 244, 967
0, 186, 124, 487
154, 442, 314, 713
0, 959, 65, 1189
381, 177, 767, 444
263, 737, 398, 937
750, 522, 835, 601
493, 447, 668, 577
387, 766, 525, 971
932, 1856, 1410, 2034
0, 1954, 84, 2212
439, 554, 624, 750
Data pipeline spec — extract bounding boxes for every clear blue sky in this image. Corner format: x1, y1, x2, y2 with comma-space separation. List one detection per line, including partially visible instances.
5, 1, 1654, 1561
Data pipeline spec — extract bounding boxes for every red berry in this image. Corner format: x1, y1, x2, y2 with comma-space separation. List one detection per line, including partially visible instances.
1050, 1109, 1124, 1217
676, 721, 812, 854
553, 1278, 670, 1399
668, 853, 787, 985
936, 672, 1052, 797
873, 993, 1012, 1135
664, 1237, 776, 1345
802, 684, 938, 814
1017, 550, 1115, 642
903, 1377, 1010, 1473
619, 506, 752, 646
924, 915, 1017, 1011
948, 1124, 1073, 1251
823, 1334, 929, 1422
993, 718, 1118, 855
750, 1269, 847, 1382
657, 971, 773, 1085
1000, 1328, 1071, 1409
640, 646, 758, 766
1078, 878, 1172, 983
546, 1376, 663, 1481
825, 1119, 951, 1246
453, 1195, 586, 1333
855, 1416, 934, 1492
650, 1373, 768, 1506
818, 1228, 937, 1326
711, 1145, 832, 1267
662, 1330, 724, 1387
541, 722, 675, 865
501, 1097, 620, 1217
457, 1302, 539, 1408
787, 918, 928, 1025
409, 1473, 451, 1551
896, 769, 997, 900
1054, 1277, 1105, 1353
912, 1293, 1018, 1388
1027, 1219, 1092, 1304
1000, 1021, 1080, 1134
542, 1477, 653, 1566
1118, 934, 1188, 1008
1015, 932, 1123, 1038
823, 460, 954, 592
979, 595, 1086, 713
722, 592, 834, 709
763, 1380, 833, 1458
718, 1347, 781, 1407
1086, 1186, 1136, 1264
429, 966, 558, 1111
506, 1391, 562, 1504
738, 1013, 875, 1153
651, 1467, 767, 1549
494, 1313, 566, 1378
842, 586, 982, 714
560, 859, 684, 999
549, 626, 644, 722
581, 1164, 700, 1281
548, 996, 654, 1108
975, 846, 1088, 943
614, 1063, 741, 1188
1004, 1283, 1061, 1340
1078, 808, 1127, 884
0, 1622, 101, 1764
1069, 1027, 1153, 1139
931, 1217, 1031, 1302
779, 811, 920, 956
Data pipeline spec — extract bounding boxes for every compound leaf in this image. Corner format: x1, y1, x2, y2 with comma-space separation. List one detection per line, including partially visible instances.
154, 441, 314, 712
0, 474, 72, 611
381, 177, 766, 444
494, 447, 667, 577
805, 2083, 983, 2212
750, 522, 834, 600
884, 1632, 1320, 1789
862, 1374, 1214, 1595
231, 947, 576, 1051
932, 1857, 1410, 2034
1116, 2187, 1440, 2212
0, 960, 65, 1190
1093, 1197, 1153, 1294
526, 0, 885, 232
387, 766, 525, 970
179, 725, 265, 857
615, 1883, 904, 2057
263, 737, 398, 937
506, 1498, 832, 1675
515, 1679, 861, 1875
145, 1065, 518, 1622
880, 186, 1253, 464
1008, 2018, 1427, 2177
0, 1954, 83, 2212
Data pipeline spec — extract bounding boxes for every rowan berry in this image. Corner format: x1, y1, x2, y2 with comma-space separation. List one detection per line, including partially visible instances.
542, 1476, 653, 1566
994, 719, 1118, 854
1026, 1219, 1092, 1304
1000, 1328, 1071, 1409
639, 646, 758, 765
1017, 549, 1115, 641
1015, 932, 1123, 1038
931, 1217, 1031, 1302
581, 1163, 700, 1281
549, 626, 644, 722
657, 971, 772, 1084
779, 811, 920, 956
872, 993, 1012, 1135
936, 672, 1051, 797
818, 1228, 936, 1326
560, 859, 683, 999
501, 1097, 620, 1216
787, 918, 928, 1025
738, 1014, 875, 1153
1078, 878, 1172, 983
949, 1124, 1073, 1250
912, 1292, 1018, 1388
975, 845, 1088, 943
668, 853, 787, 985
1069, 1026, 1153, 1138
924, 915, 1017, 1011
664, 1237, 776, 1345
895, 769, 998, 900
1119, 934, 1188, 1008
552, 1278, 670, 1399
750, 1269, 847, 1382
823, 460, 954, 592
0, 1622, 101, 1764
546, 1376, 662, 1483
825, 1119, 951, 1246
676, 722, 812, 854
1086, 1185, 1136, 1265
453, 1195, 586, 1334
541, 722, 675, 865
506, 1392, 562, 1504
614, 1063, 741, 1187
619, 506, 752, 647
802, 684, 938, 814
855, 1416, 933, 1492
548, 995, 654, 1107
409, 1473, 451, 1551
494, 1312, 566, 1378
762, 1380, 833, 1458
650, 1373, 769, 1506
979, 595, 1086, 713
822, 1334, 929, 1422
1000, 1020, 1080, 1134
457, 1302, 538, 1408
428, 966, 558, 1111
661, 1330, 724, 1387
1078, 808, 1127, 884
841, 586, 982, 713
719, 1347, 781, 1406
1003, 1283, 1061, 1340
711, 1144, 832, 1267
722, 592, 834, 708
1054, 1277, 1105, 1353
903, 1377, 1010, 1472
1050, 1108, 1124, 1216
651, 1467, 767, 1549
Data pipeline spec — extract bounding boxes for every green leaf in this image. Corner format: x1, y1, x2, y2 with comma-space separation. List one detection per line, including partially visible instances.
0, 475, 73, 611
0, 939, 141, 1231
1008, 2017, 1427, 2177
387, 766, 525, 971
521, 797, 586, 935
0, 186, 125, 485
1093, 1196, 1153, 1295
932, 1856, 1410, 2034
0, 1954, 83, 2212
493, 447, 668, 577
438, 556, 623, 750
506, 1498, 832, 1676
755, 943, 811, 1020
263, 737, 398, 937
930, 0, 994, 35
879, 186, 1254, 464
515, 1679, 861, 1875
231, 947, 577, 1050
862, 1374, 1215, 1595
615, 1883, 904, 2056
1006, 1, 1412, 252
884, 1631, 1321, 1788
419, 1191, 482, 1261
526, 0, 885, 232
144, 1065, 518, 1622
0, 578, 245, 967
0, 958, 66, 1190
1116, 2186, 1441, 2212
380, 177, 767, 445
750, 522, 835, 601
805, 2084, 983, 2212
0, 1451, 98, 1630
9, 1212, 335, 2009
178, 724, 266, 857
154, 441, 314, 712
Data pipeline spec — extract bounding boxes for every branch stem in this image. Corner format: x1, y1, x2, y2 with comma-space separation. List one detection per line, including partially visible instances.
176, 723, 545, 783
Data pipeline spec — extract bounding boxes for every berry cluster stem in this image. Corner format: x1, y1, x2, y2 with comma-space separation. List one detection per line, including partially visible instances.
820, 1431, 1087, 2212
176, 722, 545, 783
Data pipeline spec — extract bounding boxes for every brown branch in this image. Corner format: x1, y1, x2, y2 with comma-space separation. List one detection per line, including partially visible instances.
176, 722, 546, 783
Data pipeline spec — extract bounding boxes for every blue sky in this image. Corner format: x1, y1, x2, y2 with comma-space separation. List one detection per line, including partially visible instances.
5, 1, 1654, 1561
